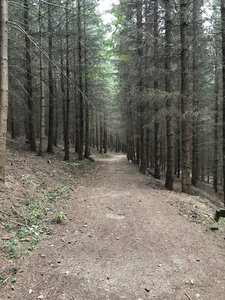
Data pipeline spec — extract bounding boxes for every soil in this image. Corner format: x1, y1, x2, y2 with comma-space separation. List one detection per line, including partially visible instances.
1, 146, 225, 300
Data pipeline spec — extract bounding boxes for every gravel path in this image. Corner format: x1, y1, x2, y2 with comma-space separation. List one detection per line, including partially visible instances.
2, 154, 225, 300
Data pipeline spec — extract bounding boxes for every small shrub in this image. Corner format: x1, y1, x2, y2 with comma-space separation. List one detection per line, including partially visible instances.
52, 210, 65, 224
1, 239, 21, 259
48, 192, 59, 202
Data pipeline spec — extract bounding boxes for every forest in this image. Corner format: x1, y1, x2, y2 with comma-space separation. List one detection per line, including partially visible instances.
0, 0, 225, 199
1, 0, 225, 299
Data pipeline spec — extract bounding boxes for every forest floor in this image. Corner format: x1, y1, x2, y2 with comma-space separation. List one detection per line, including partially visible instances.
1, 140, 225, 299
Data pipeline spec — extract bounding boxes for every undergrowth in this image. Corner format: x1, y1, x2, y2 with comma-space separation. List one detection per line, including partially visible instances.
0, 182, 71, 260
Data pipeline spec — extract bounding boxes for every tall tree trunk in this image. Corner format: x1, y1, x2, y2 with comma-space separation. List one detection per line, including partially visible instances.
75, 98, 80, 153
191, 0, 201, 187
175, 94, 181, 178
60, 35, 66, 149
180, 0, 191, 193
38, 0, 45, 157
84, 94, 89, 158
64, 0, 70, 161
165, 0, 174, 190
54, 92, 58, 147
221, 0, 225, 204
24, 0, 36, 152
95, 110, 99, 151
146, 127, 150, 167
136, 0, 147, 174
154, 0, 160, 179
47, 0, 54, 153
78, 0, 84, 160
84, 2, 90, 159
136, 136, 140, 165
99, 104, 103, 154
213, 50, 219, 193
127, 131, 133, 161
127, 104, 135, 162
73, 39, 80, 154
103, 110, 107, 154
9, 97, 15, 139
0, 0, 9, 181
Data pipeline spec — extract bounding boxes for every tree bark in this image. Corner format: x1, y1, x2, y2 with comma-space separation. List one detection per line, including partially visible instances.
64, 0, 70, 161
136, 0, 147, 174
84, 1, 90, 159
99, 103, 103, 154
60, 34, 66, 150
153, 0, 160, 179
221, 0, 225, 204
180, 0, 191, 193
165, 0, 174, 190
191, 0, 202, 187
0, 0, 9, 181
38, 0, 45, 157
47, 0, 54, 153
103, 109, 107, 154
78, 0, 84, 160
9, 97, 15, 139
213, 49, 219, 193
24, 0, 36, 152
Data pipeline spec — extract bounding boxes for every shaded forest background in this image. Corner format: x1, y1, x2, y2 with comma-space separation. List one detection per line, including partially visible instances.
0, 0, 225, 202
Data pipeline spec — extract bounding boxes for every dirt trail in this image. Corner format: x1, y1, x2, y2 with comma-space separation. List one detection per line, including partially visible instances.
2, 154, 225, 300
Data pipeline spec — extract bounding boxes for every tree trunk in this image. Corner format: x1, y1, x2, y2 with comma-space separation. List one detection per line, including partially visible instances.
9, 97, 15, 139
84, 2, 90, 159
127, 131, 133, 161
64, 0, 70, 161
191, 0, 202, 187
136, 136, 140, 166
78, 0, 84, 160
136, 0, 147, 174
54, 92, 58, 147
165, 0, 174, 190
47, 0, 54, 153
176, 102, 181, 178
180, 0, 191, 194
84, 96, 90, 158
221, 0, 225, 204
213, 49, 219, 193
99, 105, 103, 154
24, 0, 36, 152
103, 110, 107, 154
60, 34, 66, 150
96, 110, 99, 151
38, 0, 45, 157
0, 0, 9, 181
75, 97, 80, 153
153, 0, 160, 179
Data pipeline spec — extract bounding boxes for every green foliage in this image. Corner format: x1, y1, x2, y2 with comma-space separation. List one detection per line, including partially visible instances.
1, 239, 21, 259
1, 223, 41, 259
218, 217, 225, 225
21, 195, 44, 224
0, 274, 6, 283
2, 223, 13, 230
110, 3, 126, 25
52, 210, 65, 224
1, 223, 42, 259
18, 226, 28, 238
48, 192, 59, 202
21, 174, 34, 185
57, 184, 69, 195
48, 184, 69, 202
27, 235, 40, 251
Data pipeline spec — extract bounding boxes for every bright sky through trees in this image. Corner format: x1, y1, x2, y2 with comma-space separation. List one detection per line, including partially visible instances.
98, 0, 119, 24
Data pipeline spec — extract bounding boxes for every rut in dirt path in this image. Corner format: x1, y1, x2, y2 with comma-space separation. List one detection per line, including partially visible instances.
2, 154, 225, 300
